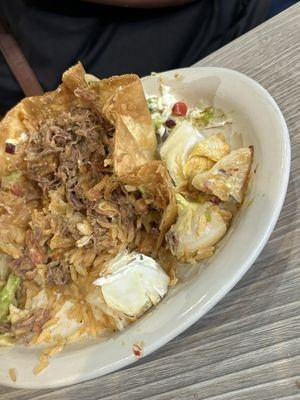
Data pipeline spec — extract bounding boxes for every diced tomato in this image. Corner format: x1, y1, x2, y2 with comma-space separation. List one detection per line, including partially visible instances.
172, 101, 187, 116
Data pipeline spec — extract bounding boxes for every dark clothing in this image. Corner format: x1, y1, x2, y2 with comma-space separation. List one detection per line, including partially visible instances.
0, 0, 270, 114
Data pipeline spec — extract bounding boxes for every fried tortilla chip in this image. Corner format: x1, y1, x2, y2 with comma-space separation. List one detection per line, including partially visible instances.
165, 195, 229, 262
63, 63, 157, 176
0, 62, 157, 178
192, 147, 253, 203
124, 161, 177, 246
98, 76, 158, 177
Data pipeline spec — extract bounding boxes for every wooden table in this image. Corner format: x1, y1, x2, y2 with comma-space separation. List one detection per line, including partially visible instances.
1, 3, 300, 400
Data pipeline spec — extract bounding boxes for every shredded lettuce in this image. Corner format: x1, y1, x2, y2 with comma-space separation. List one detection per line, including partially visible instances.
204, 209, 211, 222
175, 193, 205, 210
147, 96, 161, 113
175, 193, 190, 208
201, 107, 214, 125
166, 195, 227, 261
138, 187, 145, 196
189, 107, 214, 127
152, 115, 164, 131
0, 273, 21, 321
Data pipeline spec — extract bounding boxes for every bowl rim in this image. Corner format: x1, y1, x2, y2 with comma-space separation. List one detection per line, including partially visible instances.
1, 66, 291, 389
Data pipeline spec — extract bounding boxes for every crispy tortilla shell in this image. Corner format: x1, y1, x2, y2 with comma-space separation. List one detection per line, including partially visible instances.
0, 62, 157, 178
124, 160, 177, 246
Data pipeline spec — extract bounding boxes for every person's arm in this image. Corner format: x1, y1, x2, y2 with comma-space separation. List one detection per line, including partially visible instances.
85, 0, 196, 8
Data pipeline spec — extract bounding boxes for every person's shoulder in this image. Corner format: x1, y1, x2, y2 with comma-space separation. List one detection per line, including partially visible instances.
83, 0, 196, 8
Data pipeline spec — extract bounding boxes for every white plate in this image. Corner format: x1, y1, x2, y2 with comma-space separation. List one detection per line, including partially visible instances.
0, 67, 290, 388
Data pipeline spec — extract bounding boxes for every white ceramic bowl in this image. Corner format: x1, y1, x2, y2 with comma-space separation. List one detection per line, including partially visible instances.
0, 67, 290, 388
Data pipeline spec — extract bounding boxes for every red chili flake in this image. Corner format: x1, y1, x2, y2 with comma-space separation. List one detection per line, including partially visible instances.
172, 101, 187, 116
5, 143, 16, 154
132, 342, 144, 357
165, 119, 176, 128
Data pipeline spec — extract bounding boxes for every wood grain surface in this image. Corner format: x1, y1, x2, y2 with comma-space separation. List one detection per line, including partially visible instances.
1, 3, 300, 399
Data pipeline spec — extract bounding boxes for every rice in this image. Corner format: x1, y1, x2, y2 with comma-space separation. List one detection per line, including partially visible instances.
43, 343, 65, 357
42, 317, 59, 330
86, 306, 97, 336
67, 303, 81, 320
66, 326, 86, 344
33, 355, 49, 375
8, 368, 17, 383
33, 329, 52, 345
68, 283, 79, 298
69, 264, 77, 282
52, 296, 65, 313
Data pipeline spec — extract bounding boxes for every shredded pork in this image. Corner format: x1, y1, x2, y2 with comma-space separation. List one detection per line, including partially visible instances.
46, 261, 70, 286
12, 308, 51, 341
0, 103, 174, 349
0, 322, 11, 334
25, 107, 114, 197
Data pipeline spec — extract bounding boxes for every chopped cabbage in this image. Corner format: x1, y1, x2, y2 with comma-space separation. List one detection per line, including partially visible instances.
166, 194, 229, 261
94, 251, 169, 318
192, 147, 253, 203
160, 121, 204, 186
188, 133, 230, 162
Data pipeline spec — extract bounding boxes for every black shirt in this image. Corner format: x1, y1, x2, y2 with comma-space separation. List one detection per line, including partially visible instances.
0, 0, 271, 114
